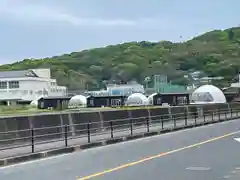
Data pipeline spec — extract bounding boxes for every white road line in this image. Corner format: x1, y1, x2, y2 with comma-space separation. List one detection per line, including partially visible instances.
186, 166, 211, 171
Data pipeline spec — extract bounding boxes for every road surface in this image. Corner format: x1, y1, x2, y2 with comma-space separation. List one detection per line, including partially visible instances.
1, 117, 240, 180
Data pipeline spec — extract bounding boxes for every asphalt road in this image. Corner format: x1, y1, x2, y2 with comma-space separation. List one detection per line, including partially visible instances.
1, 117, 240, 180
0, 113, 234, 158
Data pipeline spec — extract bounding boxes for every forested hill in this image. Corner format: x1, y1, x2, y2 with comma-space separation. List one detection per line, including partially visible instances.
0, 27, 240, 90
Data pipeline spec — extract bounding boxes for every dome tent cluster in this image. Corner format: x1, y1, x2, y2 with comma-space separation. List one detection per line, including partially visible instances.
125, 85, 227, 106
29, 84, 227, 109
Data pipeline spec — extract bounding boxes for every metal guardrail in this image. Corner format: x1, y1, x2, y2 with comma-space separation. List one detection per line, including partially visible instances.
0, 108, 239, 156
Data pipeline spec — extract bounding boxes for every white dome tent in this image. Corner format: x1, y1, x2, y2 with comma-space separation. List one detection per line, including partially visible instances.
148, 93, 157, 105
30, 96, 44, 108
191, 85, 226, 104
68, 95, 87, 108
125, 93, 149, 106
30, 99, 38, 107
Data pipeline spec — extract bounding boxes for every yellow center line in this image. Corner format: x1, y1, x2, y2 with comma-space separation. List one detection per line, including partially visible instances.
77, 130, 240, 180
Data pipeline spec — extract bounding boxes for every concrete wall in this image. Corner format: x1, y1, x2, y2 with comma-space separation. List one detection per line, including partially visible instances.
0, 103, 240, 145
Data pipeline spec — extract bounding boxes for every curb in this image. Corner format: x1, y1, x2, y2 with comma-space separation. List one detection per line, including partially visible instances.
1, 117, 239, 167
0, 153, 43, 166
79, 142, 103, 150
42, 147, 75, 157
104, 137, 124, 145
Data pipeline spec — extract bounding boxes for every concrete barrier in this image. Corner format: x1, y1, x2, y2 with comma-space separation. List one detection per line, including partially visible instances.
101, 110, 129, 129
187, 105, 198, 118
4, 153, 43, 165
104, 137, 124, 145
170, 106, 187, 119
0, 116, 30, 141
130, 108, 149, 126
45, 147, 75, 157
125, 134, 144, 141
0, 159, 5, 166
71, 111, 101, 135
202, 103, 229, 116
30, 114, 63, 141
149, 107, 169, 123
230, 102, 240, 111
79, 142, 103, 149
143, 131, 158, 137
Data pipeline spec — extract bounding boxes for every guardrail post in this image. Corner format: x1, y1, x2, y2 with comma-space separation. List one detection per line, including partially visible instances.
218, 109, 220, 121
173, 115, 176, 128
212, 112, 214, 122
110, 121, 113, 139
194, 111, 197, 125
230, 107, 233, 118
161, 116, 164, 129
225, 111, 227, 120
87, 123, 91, 143
146, 118, 150, 132
203, 113, 206, 124
130, 119, 133, 135
31, 128, 35, 153
184, 111, 187, 126
64, 124, 68, 147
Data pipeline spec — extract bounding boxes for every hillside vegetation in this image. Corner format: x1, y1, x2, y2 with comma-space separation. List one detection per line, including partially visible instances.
1, 27, 240, 90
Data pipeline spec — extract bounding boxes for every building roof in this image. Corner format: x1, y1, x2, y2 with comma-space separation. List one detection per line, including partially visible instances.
87, 95, 127, 98
0, 70, 38, 78
38, 96, 71, 100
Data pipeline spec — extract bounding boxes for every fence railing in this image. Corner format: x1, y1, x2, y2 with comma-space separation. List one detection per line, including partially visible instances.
0, 108, 240, 157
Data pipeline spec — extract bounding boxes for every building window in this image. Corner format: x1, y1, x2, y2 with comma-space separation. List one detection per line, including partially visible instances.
157, 97, 162, 105
0, 81, 7, 89
9, 81, 19, 89
22, 90, 28, 95
111, 99, 121, 106
51, 82, 56, 86
90, 99, 94, 106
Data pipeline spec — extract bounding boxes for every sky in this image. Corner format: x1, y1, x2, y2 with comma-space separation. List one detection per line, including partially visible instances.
0, 0, 239, 64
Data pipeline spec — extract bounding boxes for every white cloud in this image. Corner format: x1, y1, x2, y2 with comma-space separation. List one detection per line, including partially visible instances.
0, 1, 156, 27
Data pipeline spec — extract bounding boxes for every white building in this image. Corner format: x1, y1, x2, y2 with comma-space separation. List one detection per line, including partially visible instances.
0, 68, 67, 105
86, 81, 145, 97
106, 81, 144, 96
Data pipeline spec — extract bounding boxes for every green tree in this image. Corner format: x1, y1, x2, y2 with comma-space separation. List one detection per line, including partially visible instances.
1, 26, 240, 89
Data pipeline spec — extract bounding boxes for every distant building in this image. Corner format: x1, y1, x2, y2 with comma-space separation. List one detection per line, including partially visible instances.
231, 73, 240, 88
153, 75, 187, 94
148, 92, 190, 106
187, 71, 224, 89
86, 95, 126, 107
106, 81, 144, 96
86, 81, 144, 97
0, 68, 67, 105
